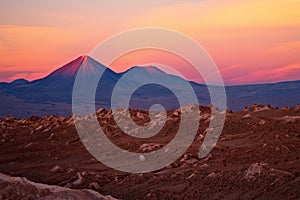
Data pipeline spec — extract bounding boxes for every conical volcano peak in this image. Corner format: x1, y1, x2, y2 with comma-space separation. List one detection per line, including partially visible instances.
79, 55, 108, 75
77, 54, 90, 59
73, 55, 93, 66
78, 55, 90, 62
45, 55, 107, 79
72, 55, 88, 64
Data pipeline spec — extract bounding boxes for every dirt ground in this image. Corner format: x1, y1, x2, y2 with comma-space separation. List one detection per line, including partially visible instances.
0, 105, 299, 199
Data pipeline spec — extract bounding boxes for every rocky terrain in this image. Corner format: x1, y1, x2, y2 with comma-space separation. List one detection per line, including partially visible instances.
0, 173, 115, 200
0, 104, 299, 199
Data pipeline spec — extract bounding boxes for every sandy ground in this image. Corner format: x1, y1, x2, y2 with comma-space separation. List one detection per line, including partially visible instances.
0, 105, 299, 199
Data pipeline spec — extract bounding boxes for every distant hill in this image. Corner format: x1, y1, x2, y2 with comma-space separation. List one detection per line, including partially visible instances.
0, 55, 299, 118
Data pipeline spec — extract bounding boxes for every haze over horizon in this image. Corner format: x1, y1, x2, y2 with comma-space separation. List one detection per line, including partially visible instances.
0, 0, 299, 84
1, 55, 300, 86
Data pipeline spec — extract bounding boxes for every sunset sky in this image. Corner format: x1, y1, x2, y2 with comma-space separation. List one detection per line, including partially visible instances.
0, 0, 299, 85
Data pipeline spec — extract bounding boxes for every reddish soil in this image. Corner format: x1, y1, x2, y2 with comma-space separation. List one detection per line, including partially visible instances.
0, 105, 299, 199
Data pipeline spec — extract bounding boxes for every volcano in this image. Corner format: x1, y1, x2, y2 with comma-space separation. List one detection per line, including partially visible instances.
32, 55, 118, 89
0, 56, 299, 118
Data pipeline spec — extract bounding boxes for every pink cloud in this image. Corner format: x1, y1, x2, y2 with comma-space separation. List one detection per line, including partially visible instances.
228, 63, 300, 84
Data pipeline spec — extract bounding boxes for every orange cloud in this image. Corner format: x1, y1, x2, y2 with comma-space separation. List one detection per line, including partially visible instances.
0, 0, 299, 84
124, 0, 300, 84
0, 25, 96, 81
127, 0, 300, 30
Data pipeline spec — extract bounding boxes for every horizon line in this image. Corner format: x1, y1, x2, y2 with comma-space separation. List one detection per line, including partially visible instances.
1, 55, 299, 87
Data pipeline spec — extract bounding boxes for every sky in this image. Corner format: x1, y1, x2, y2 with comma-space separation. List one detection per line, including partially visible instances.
0, 0, 299, 85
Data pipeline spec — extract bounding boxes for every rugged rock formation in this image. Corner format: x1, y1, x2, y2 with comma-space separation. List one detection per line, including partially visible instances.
0, 105, 299, 199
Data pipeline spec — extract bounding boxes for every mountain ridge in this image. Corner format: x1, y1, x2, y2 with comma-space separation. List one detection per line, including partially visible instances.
0, 55, 299, 118
1, 55, 299, 86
